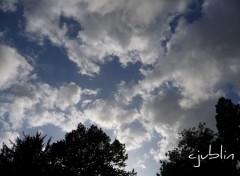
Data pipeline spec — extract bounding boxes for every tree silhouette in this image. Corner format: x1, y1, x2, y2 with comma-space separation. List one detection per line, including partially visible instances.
158, 97, 240, 176
0, 123, 136, 176
215, 97, 240, 162
49, 123, 136, 176
0, 132, 51, 176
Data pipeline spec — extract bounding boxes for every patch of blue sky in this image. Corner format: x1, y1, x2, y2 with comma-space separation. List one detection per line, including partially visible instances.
36, 52, 143, 102
184, 0, 204, 23
89, 57, 143, 99
36, 50, 142, 95
224, 84, 240, 104
20, 123, 66, 143
124, 94, 143, 112
59, 14, 82, 40
34, 41, 81, 87
0, 3, 33, 52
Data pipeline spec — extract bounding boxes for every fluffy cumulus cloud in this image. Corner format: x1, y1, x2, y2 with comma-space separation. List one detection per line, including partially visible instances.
0, 131, 19, 147
22, 0, 191, 76
0, 44, 98, 145
116, 123, 151, 150
84, 98, 151, 150
84, 99, 139, 129
136, 154, 150, 169
24, 83, 86, 130
0, 44, 33, 90
0, 81, 98, 131
56, 83, 82, 110
108, 0, 240, 160
0, 82, 98, 145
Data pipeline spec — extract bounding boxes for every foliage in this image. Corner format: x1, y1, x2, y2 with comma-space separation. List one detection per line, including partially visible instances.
0, 123, 136, 176
158, 97, 240, 176
215, 97, 240, 161
0, 132, 51, 176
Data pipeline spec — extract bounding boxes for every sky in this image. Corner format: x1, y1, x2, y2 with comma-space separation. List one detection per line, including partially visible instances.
0, 0, 240, 175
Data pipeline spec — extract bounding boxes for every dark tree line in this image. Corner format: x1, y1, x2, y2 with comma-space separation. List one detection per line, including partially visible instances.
0, 124, 136, 176
158, 97, 240, 176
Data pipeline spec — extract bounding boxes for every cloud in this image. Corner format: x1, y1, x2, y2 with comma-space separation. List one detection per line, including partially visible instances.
22, 0, 191, 76
0, 0, 19, 12
0, 131, 19, 148
111, 0, 240, 160
0, 44, 34, 146
0, 44, 99, 146
21, 82, 96, 130
115, 0, 240, 107
0, 80, 98, 144
116, 0, 240, 117
136, 154, 150, 169
56, 83, 82, 110
32, 0, 240, 161
0, 44, 33, 90
27, 106, 86, 132
84, 98, 151, 150
84, 99, 138, 129
0, 76, 97, 146
116, 123, 151, 150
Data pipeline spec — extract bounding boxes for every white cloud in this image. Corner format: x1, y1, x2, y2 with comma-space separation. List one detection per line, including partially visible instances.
84, 99, 138, 129
0, 45, 33, 90
23, 82, 96, 131
0, 40, 100, 143
82, 88, 99, 96
116, 124, 151, 151
121, 1, 240, 105
56, 82, 82, 110
113, 0, 240, 161
136, 154, 150, 169
0, 95, 37, 129
27, 106, 86, 132
0, 131, 19, 148
84, 98, 152, 150
150, 131, 179, 161
115, 0, 240, 108
0, 80, 97, 144
22, 0, 191, 76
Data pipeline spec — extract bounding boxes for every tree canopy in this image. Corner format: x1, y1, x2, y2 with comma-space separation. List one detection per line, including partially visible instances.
158, 97, 240, 176
215, 97, 240, 161
0, 123, 136, 176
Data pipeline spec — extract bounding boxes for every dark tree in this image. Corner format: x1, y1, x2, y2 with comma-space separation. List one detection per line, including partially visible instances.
49, 123, 136, 176
0, 123, 136, 176
158, 97, 240, 176
0, 132, 51, 176
215, 97, 240, 162
158, 123, 225, 176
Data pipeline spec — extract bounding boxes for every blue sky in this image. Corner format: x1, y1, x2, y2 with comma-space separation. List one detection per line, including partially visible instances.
1, 0, 240, 175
